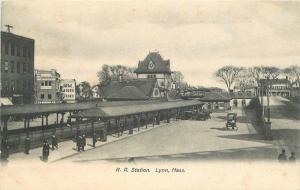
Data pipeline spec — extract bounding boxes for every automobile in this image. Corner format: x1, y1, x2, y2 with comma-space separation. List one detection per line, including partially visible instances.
181, 110, 194, 120
226, 113, 237, 130
193, 110, 211, 121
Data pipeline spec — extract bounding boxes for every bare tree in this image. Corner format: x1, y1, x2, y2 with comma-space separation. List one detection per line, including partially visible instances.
249, 66, 265, 83
171, 71, 184, 89
97, 64, 136, 85
215, 66, 243, 92
284, 65, 300, 84
262, 66, 280, 79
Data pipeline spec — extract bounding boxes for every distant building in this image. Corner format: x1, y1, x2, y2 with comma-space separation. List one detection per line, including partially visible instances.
134, 51, 172, 98
259, 78, 291, 97
100, 79, 161, 101
60, 79, 76, 103
199, 92, 232, 112
1, 31, 35, 104
35, 69, 62, 104
291, 81, 300, 98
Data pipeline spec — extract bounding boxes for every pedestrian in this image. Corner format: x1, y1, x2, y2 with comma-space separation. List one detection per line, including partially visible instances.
289, 152, 296, 162
278, 149, 287, 162
92, 132, 97, 148
24, 137, 31, 154
51, 135, 58, 150
82, 134, 86, 151
0, 139, 9, 161
76, 135, 82, 152
42, 140, 50, 162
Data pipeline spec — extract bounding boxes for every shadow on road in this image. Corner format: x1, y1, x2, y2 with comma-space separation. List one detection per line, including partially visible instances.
87, 146, 279, 162
270, 99, 300, 120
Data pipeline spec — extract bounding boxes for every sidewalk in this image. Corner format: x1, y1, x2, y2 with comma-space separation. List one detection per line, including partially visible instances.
8, 119, 177, 163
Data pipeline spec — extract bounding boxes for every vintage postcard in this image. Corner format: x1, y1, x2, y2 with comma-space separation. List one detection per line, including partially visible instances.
0, 1, 300, 189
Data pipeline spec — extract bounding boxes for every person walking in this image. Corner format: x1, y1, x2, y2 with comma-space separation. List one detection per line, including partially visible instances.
82, 134, 86, 151
51, 135, 58, 150
76, 135, 82, 152
278, 149, 287, 162
42, 140, 50, 162
289, 152, 296, 162
24, 137, 31, 154
92, 132, 97, 148
0, 139, 9, 161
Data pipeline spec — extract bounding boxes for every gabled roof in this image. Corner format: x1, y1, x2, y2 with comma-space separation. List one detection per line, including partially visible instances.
100, 79, 158, 100
134, 52, 171, 74
108, 86, 149, 100
259, 78, 291, 85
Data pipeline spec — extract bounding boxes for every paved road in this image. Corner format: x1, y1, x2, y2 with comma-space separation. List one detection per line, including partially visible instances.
58, 105, 280, 163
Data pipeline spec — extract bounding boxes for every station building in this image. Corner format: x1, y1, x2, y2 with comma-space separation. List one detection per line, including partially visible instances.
100, 78, 162, 101
35, 69, 62, 104
134, 52, 172, 98
60, 79, 76, 103
1, 31, 35, 104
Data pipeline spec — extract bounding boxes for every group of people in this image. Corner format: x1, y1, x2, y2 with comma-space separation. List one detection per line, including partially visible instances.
76, 134, 87, 152
278, 149, 296, 162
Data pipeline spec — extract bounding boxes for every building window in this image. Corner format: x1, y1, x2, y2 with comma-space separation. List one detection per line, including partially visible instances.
49, 81, 52, 86
28, 49, 31, 59
48, 94, 52, 99
17, 44, 21, 56
23, 80, 27, 90
23, 63, 27, 73
27, 64, 30, 73
10, 61, 15, 73
23, 46, 27, 57
41, 94, 45, 99
160, 81, 165, 86
4, 41, 9, 55
41, 81, 44, 86
11, 42, 15, 56
45, 81, 48, 86
17, 62, 20, 73
4, 61, 9, 73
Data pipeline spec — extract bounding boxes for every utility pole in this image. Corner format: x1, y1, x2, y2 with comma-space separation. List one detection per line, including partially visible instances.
5, 24, 13, 33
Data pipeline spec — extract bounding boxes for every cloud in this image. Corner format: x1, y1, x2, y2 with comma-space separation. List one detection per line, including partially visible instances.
2, 1, 300, 87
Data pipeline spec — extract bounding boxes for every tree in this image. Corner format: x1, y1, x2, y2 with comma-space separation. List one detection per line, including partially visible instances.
97, 64, 136, 85
215, 66, 243, 92
249, 66, 265, 83
284, 65, 300, 84
262, 66, 281, 79
76, 81, 93, 100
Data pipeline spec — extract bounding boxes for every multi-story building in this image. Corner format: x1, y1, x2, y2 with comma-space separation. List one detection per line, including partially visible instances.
35, 69, 62, 104
134, 51, 172, 98
1, 31, 35, 104
259, 78, 291, 97
60, 79, 76, 103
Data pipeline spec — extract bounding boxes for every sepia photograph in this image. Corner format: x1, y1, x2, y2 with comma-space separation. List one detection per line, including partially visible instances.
0, 0, 300, 189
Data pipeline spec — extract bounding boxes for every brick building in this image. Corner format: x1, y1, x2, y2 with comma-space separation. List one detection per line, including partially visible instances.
35, 69, 62, 104
1, 31, 35, 104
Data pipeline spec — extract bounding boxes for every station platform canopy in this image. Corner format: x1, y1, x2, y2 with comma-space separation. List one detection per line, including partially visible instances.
0, 102, 97, 117
71, 100, 204, 119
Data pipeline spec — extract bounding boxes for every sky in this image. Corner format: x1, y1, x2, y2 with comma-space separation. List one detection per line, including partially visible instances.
2, 1, 300, 88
